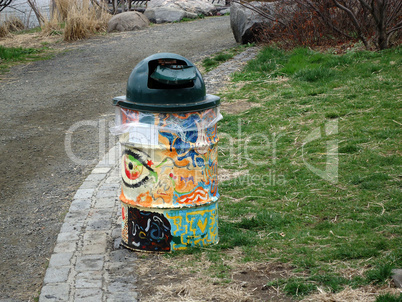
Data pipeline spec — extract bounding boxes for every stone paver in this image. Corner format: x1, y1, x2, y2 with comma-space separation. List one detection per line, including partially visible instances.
392, 269, 402, 288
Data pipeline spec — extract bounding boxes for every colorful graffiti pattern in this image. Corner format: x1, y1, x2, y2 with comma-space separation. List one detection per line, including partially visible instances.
127, 207, 172, 252
120, 202, 218, 251
117, 107, 220, 251
119, 108, 219, 209
166, 202, 218, 250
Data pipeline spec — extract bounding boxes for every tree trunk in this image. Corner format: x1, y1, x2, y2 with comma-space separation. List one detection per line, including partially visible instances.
376, 0, 388, 49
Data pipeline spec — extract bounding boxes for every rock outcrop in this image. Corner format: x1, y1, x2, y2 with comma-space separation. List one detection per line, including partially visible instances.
145, 0, 217, 24
144, 7, 198, 23
107, 11, 150, 33
230, 1, 273, 44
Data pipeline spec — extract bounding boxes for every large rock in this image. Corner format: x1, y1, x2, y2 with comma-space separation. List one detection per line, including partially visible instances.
145, 0, 217, 23
107, 12, 150, 33
230, 1, 275, 44
144, 7, 198, 23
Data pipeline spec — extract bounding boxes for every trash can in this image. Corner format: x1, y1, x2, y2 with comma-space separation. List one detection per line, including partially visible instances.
111, 53, 222, 252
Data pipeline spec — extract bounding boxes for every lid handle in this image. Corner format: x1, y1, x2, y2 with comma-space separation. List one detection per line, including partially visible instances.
150, 65, 197, 85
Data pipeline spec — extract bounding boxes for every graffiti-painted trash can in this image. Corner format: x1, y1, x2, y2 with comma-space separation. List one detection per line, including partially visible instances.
111, 53, 222, 252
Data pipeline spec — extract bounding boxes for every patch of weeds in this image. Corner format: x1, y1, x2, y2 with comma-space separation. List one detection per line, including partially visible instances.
266, 278, 287, 288
169, 246, 203, 256
239, 46, 288, 79
218, 221, 255, 249
284, 278, 316, 297
309, 274, 349, 293
0, 45, 55, 74
365, 262, 395, 285
179, 17, 197, 22
375, 293, 402, 302
202, 44, 253, 72
50, 30, 63, 36
294, 66, 335, 82
0, 46, 40, 61
331, 242, 381, 261
236, 211, 295, 231
339, 143, 360, 154
15, 26, 42, 34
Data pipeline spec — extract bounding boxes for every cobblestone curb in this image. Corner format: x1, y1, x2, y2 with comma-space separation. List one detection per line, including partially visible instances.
205, 46, 260, 94
40, 145, 139, 302
39, 47, 259, 302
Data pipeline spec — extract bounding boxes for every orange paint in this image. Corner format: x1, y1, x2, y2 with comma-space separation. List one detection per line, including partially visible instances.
177, 186, 209, 205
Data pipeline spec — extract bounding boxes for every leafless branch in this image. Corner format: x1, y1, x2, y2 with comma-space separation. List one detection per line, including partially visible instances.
387, 22, 402, 35
386, 1, 402, 27
300, 0, 355, 39
90, 0, 109, 12
232, 0, 287, 27
26, 0, 45, 25
333, 0, 369, 48
0, 0, 12, 13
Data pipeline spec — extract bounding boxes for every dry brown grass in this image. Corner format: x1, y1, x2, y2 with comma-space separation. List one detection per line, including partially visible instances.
5, 17, 25, 31
0, 24, 9, 38
0, 17, 25, 38
54, 0, 71, 21
300, 286, 401, 302
136, 248, 294, 302
0, 32, 62, 48
41, 0, 111, 41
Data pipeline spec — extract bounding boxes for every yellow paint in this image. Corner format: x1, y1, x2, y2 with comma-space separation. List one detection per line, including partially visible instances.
197, 218, 208, 234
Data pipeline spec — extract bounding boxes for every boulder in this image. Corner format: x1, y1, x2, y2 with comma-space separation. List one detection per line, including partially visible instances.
144, 7, 198, 24
230, 1, 275, 44
145, 0, 217, 23
171, 0, 217, 16
107, 12, 150, 33
218, 8, 231, 15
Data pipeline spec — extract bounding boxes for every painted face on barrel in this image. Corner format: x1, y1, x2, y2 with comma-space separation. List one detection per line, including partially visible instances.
124, 155, 144, 180
121, 148, 158, 189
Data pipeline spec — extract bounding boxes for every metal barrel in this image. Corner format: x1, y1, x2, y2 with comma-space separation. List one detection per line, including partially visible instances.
112, 53, 221, 252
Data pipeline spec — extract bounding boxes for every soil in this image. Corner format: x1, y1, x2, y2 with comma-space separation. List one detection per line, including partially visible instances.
136, 250, 296, 302
0, 16, 238, 301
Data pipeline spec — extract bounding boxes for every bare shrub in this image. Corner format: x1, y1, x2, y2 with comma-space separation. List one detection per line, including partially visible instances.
41, 0, 68, 36
64, 6, 89, 41
235, 0, 401, 50
0, 23, 10, 37
0, 0, 12, 13
63, 0, 110, 41
0, 16, 26, 37
3, 17, 25, 31
41, 0, 111, 41
41, 16, 63, 36
52, 0, 70, 21
27, 0, 45, 25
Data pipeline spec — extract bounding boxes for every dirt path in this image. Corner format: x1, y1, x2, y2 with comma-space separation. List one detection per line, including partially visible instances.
0, 16, 236, 301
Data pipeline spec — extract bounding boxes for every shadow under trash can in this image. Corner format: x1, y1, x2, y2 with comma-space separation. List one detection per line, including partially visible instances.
110, 53, 222, 252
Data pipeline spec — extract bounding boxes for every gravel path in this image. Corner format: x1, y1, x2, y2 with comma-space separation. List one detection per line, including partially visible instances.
0, 16, 237, 301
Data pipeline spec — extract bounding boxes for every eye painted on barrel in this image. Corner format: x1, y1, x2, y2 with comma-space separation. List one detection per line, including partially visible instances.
124, 155, 144, 180
122, 148, 158, 188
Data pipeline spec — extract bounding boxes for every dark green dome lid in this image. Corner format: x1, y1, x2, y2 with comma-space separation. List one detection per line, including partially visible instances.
113, 53, 220, 113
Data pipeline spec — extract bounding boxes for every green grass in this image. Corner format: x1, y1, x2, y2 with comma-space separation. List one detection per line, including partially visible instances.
0, 45, 53, 74
375, 293, 402, 302
170, 46, 402, 299
0, 46, 41, 60
202, 43, 255, 72
15, 26, 42, 35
